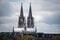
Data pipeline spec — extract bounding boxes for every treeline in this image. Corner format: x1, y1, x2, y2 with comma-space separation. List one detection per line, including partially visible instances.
0, 32, 60, 40
0, 32, 36, 40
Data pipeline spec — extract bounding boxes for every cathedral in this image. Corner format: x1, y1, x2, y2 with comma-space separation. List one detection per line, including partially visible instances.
0, 3, 60, 40
18, 3, 34, 28
13, 3, 37, 34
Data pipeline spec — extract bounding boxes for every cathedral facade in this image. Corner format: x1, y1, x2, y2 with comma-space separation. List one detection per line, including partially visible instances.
18, 3, 34, 28
14, 3, 37, 34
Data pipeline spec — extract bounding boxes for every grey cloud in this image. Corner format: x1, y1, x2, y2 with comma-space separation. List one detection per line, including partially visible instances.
0, 0, 13, 17
0, 22, 18, 32
41, 0, 60, 11
37, 0, 60, 24
35, 22, 60, 33
0, 24, 12, 32
43, 13, 60, 24
0, 26, 9, 32
0, 18, 18, 24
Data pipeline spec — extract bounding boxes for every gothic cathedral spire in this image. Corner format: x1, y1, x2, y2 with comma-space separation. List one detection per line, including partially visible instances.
20, 3, 23, 17
27, 3, 34, 28
18, 3, 26, 28
29, 3, 32, 17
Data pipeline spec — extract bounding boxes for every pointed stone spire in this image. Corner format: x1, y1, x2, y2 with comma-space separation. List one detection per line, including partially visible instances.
27, 3, 34, 28
20, 3, 24, 17
18, 3, 25, 28
29, 3, 32, 17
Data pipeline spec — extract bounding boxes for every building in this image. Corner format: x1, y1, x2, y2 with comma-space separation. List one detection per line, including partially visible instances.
13, 3, 36, 35
0, 3, 60, 40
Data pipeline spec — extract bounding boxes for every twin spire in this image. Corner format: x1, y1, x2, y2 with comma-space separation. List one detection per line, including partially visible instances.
20, 3, 32, 18
18, 3, 34, 28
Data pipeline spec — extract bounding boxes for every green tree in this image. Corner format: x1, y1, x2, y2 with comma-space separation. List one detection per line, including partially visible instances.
16, 36, 21, 40
17, 35, 35, 40
21, 35, 36, 40
51, 36, 60, 40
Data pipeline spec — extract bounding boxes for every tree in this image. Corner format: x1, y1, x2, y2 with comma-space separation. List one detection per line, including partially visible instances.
51, 36, 60, 40
20, 35, 36, 40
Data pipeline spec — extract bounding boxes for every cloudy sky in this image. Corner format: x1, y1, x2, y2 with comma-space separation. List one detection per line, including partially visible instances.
0, 0, 60, 33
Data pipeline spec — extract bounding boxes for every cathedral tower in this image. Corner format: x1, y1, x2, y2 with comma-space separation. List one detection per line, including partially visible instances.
18, 3, 26, 28
27, 4, 34, 28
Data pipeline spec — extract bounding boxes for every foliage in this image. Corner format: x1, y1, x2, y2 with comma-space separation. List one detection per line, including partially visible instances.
16, 35, 36, 40
0, 32, 60, 40
51, 36, 60, 40
0, 32, 36, 40
21, 35, 36, 40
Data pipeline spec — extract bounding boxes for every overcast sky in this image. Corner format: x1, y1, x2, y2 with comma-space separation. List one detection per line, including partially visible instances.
0, 0, 60, 33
